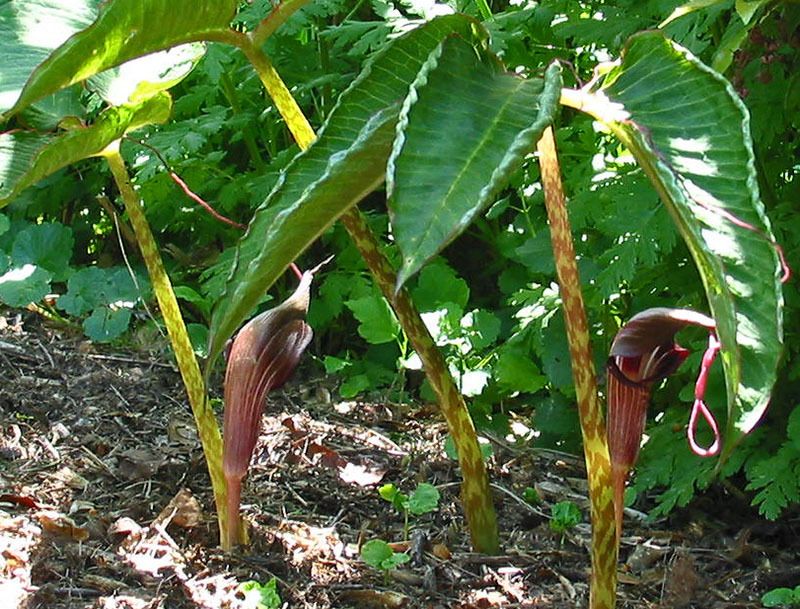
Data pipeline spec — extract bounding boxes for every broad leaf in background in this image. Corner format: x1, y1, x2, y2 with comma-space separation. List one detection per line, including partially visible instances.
58, 267, 145, 317
0, 265, 51, 307
11, 222, 73, 281
388, 37, 561, 288
20, 88, 86, 130
207, 14, 486, 367
87, 42, 206, 106
0, 0, 98, 113
0, 94, 172, 207
0, 221, 71, 307
83, 307, 133, 342
568, 31, 783, 455
346, 294, 401, 345
1, 0, 237, 118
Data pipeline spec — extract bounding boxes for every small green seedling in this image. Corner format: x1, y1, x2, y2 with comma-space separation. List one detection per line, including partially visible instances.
361, 539, 411, 575
550, 500, 582, 535
379, 482, 440, 539
238, 578, 281, 609
523, 486, 540, 505
762, 586, 800, 607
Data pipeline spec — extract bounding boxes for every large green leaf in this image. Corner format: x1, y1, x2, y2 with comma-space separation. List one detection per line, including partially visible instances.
0, 93, 172, 207
87, 42, 206, 106
2, 0, 236, 117
575, 32, 783, 454
388, 37, 561, 288
206, 14, 486, 367
0, 0, 99, 113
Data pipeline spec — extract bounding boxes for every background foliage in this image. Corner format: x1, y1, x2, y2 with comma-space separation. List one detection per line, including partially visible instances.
1, 0, 798, 521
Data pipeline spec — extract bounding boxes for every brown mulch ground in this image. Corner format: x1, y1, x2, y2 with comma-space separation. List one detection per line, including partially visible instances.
1, 310, 798, 609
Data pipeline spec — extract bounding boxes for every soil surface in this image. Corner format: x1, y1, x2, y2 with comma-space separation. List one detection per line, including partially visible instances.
1, 310, 798, 609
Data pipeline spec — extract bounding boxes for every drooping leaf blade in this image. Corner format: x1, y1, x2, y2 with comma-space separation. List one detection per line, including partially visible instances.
0, 0, 99, 113
86, 42, 206, 106
206, 14, 487, 367
388, 38, 562, 287
0, 93, 172, 208
2, 0, 237, 117
579, 31, 783, 454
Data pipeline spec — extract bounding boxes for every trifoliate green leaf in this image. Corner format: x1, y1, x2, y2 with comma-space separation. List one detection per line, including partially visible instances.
83, 307, 132, 343
345, 294, 400, 344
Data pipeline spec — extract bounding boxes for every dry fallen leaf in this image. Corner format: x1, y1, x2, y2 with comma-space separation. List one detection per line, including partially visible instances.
37, 510, 90, 542
337, 589, 409, 609
663, 551, 700, 608
338, 462, 386, 486
154, 488, 203, 529
116, 448, 165, 480
108, 517, 143, 539
432, 543, 452, 561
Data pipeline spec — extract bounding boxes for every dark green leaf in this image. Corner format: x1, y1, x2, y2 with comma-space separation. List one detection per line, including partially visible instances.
2, 0, 236, 117
0, 0, 98, 114
173, 285, 212, 321
57, 265, 144, 316
463, 309, 501, 351
411, 261, 469, 312
0, 94, 172, 208
83, 307, 132, 342
207, 15, 486, 367
187, 323, 209, 358
20, 87, 86, 130
0, 264, 51, 307
58, 267, 107, 315
388, 37, 561, 287
11, 222, 73, 281
346, 294, 400, 345
550, 500, 582, 533
495, 348, 547, 393
339, 374, 371, 398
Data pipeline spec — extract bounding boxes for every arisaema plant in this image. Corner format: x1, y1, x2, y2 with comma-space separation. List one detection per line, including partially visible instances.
605, 308, 719, 543
0, 2, 785, 607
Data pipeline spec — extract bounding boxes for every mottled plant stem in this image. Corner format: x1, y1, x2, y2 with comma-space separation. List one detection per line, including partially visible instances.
537, 126, 617, 609
103, 143, 230, 549
234, 37, 500, 554
339, 210, 499, 554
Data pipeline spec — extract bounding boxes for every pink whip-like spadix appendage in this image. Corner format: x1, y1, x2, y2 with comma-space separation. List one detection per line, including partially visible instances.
687, 334, 722, 457
223, 272, 314, 547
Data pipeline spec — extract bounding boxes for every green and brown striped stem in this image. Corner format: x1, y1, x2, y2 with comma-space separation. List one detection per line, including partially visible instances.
537, 126, 618, 609
340, 210, 499, 554
103, 143, 229, 548
234, 38, 500, 554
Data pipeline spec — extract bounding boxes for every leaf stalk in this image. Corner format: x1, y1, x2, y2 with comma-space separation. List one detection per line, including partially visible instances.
235, 37, 500, 554
102, 142, 230, 549
537, 126, 617, 609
